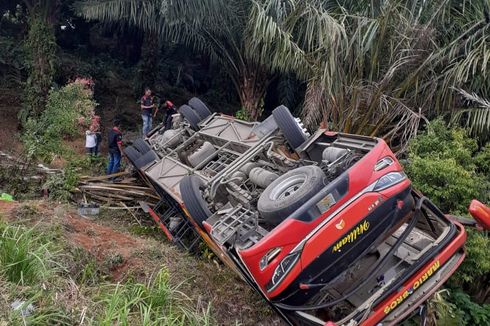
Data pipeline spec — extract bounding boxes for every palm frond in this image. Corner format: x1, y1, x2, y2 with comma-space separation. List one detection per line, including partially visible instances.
452, 88, 490, 138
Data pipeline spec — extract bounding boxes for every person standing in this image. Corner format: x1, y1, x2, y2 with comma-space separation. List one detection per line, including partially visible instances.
162, 100, 177, 131
140, 87, 157, 136
90, 115, 102, 156
85, 125, 97, 156
107, 119, 124, 176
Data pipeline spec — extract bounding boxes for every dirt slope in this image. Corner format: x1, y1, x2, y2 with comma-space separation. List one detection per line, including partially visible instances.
0, 200, 285, 326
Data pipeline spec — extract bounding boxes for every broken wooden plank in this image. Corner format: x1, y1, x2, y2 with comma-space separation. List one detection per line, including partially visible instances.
120, 202, 142, 226
79, 171, 129, 181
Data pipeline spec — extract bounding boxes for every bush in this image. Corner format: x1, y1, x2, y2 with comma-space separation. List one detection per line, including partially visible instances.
405, 119, 488, 213
445, 288, 490, 325
42, 165, 79, 202
43, 155, 107, 201
22, 81, 97, 162
406, 119, 490, 315
234, 107, 251, 121
449, 229, 490, 304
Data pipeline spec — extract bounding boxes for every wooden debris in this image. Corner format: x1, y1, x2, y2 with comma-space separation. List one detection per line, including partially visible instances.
79, 171, 129, 182
77, 172, 159, 208
120, 202, 142, 226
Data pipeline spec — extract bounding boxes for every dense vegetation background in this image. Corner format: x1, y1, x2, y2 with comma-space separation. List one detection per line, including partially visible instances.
0, 0, 489, 325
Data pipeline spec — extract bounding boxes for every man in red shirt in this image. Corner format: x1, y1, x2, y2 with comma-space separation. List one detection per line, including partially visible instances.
162, 100, 177, 130
140, 87, 157, 136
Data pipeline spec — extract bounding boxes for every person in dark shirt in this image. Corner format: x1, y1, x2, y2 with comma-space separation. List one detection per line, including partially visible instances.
106, 119, 124, 176
140, 87, 157, 136
162, 100, 177, 131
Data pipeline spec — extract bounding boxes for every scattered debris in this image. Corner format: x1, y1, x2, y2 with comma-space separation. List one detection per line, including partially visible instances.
77, 202, 100, 217
10, 300, 35, 317
76, 172, 159, 208
0, 193, 13, 202
0, 151, 61, 176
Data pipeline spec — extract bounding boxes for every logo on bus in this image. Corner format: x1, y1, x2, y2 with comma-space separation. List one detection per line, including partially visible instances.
332, 220, 370, 253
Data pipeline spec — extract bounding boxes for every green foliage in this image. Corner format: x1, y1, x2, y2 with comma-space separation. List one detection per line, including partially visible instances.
405, 119, 488, 213
445, 288, 490, 326
451, 89, 490, 142
43, 155, 106, 201
65, 247, 102, 286
0, 162, 37, 198
0, 35, 26, 88
43, 165, 79, 202
406, 156, 481, 213
448, 229, 490, 304
22, 82, 97, 162
129, 224, 160, 237
474, 143, 490, 176
427, 288, 490, 326
453, 230, 490, 284
134, 32, 160, 96
22, 15, 57, 121
426, 290, 464, 326
97, 267, 213, 325
77, 0, 272, 120
0, 219, 215, 325
247, 0, 490, 147
234, 107, 251, 121
406, 118, 490, 309
0, 222, 57, 285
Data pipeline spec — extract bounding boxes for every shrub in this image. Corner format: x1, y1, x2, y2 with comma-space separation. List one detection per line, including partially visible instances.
445, 288, 490, 325
449, 229, 490, 303
43, 155, 107, 202
42, 166, 79, 202
406, 119, 490, 313
234, 107, 251, 121
22, 81, 97, 162
405, 119, 488, 213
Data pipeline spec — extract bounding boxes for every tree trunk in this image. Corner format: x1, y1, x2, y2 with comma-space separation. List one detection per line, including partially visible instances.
302, 80, 328, 129
22, 14, 57, 122
238, 65, 270, 121
138, 32, 159, 92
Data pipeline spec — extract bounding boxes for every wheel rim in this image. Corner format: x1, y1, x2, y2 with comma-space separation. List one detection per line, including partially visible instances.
269, 174, 306, 200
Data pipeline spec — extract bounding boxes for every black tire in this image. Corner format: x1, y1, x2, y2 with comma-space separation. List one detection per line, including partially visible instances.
133, 138, 152, 155
257, 165, 326, 225
124, 146, 142, 165
188, 97, 212, 120
134, 150, 158, 169
272, 105, 308, 150
179, 104, 201, 129
180, 175, 212, 229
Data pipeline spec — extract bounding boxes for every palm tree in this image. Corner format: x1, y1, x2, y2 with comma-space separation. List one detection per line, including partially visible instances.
76, 0, 273, 120
247, 0, 490, 149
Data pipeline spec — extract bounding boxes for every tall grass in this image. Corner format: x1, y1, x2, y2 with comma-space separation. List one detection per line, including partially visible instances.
97, 268, 213, 325
0, 221, 215, 325
0, 222, 56, 285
